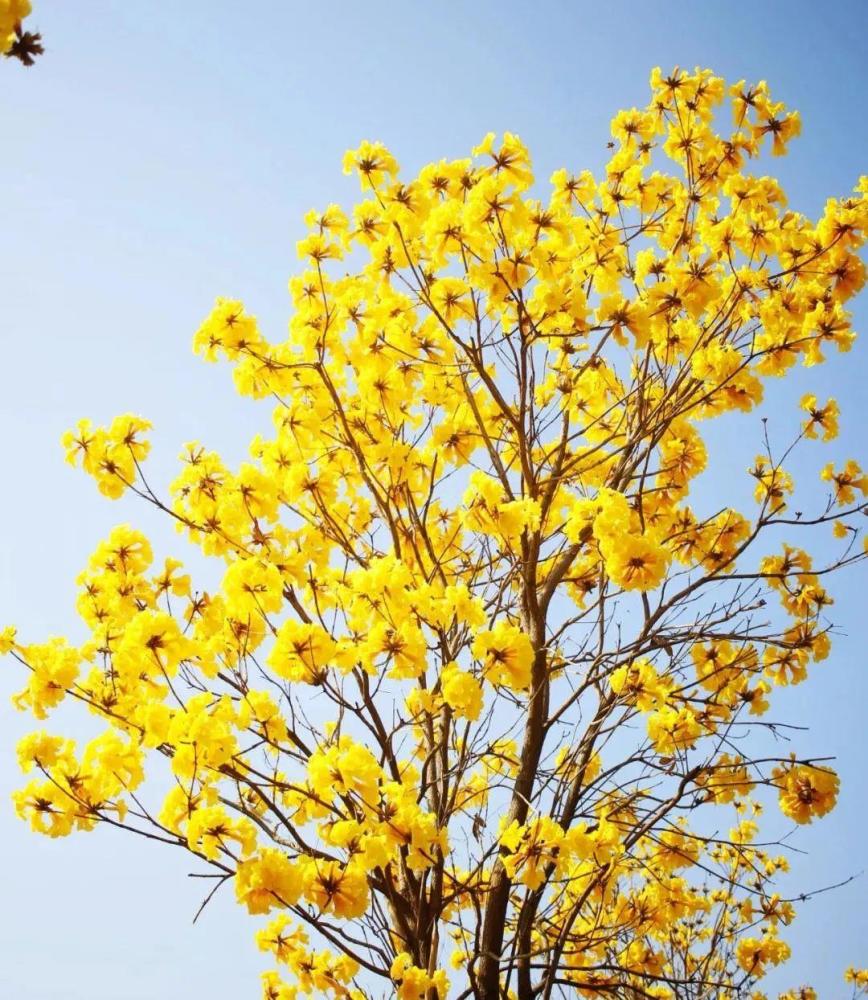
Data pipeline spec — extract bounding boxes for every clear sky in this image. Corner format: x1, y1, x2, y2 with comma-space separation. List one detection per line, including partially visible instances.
1, 2, 866, 997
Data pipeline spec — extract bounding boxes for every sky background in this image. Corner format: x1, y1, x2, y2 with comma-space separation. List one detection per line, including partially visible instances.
1, 1, 866, 997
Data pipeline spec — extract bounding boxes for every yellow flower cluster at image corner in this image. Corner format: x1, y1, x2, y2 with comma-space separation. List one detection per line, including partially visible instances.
0, 0, 29, 53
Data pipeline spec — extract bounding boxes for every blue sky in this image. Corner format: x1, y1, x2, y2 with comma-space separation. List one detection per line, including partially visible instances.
1, 1, 866, 996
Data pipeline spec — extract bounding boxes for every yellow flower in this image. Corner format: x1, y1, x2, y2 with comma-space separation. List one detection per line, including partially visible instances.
258, 971, 298, 1000
471, 620, 534, 691
821, 459, 868, 506
500, 816, 566, 889
11, 638, 80, 720
268, 619, 336, 684
390, 952, 449, 1000
440, 662, 483, 720
308, 737, 381, 804
0, 624, 17, 655
603, 534, 669, 592
800, 394, 839, 441
222, 558, 284, 618
236, 848, 303, 914
845, 967, 868, 990
610, 659, 669, 712
60, 414, 152, 499
187, 805, 257, 861
342, 140, 399, 190
16, 731, 75, 774
429, 276, 472, 323
773, 762, 839, 824
736, 929, 791, 976
1, 0, 32, 56
12, 780, 77, 838
647, 706, 702, 754
302, 859, 369, 919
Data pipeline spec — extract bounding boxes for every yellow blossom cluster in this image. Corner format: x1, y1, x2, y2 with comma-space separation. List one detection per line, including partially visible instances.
846, 968, 868, 994
0, 0, 29, 53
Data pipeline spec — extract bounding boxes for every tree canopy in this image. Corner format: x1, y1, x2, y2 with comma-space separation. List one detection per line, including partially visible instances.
4, 66, 868, 1000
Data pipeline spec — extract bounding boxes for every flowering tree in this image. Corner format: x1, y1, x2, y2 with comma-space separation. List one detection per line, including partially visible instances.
4, 67, 868, 999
